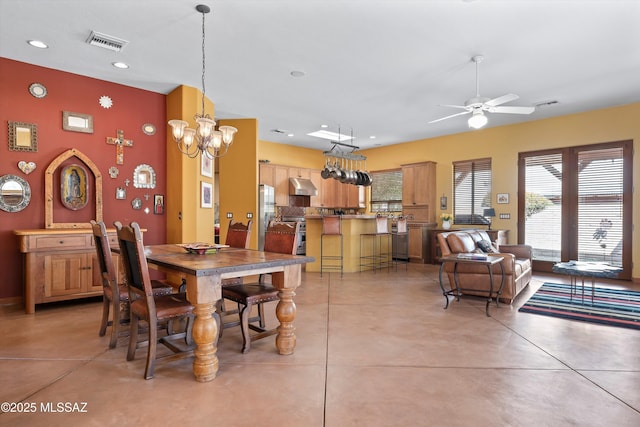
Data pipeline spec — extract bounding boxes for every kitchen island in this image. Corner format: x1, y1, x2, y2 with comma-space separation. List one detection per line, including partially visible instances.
305, 215, 383, 273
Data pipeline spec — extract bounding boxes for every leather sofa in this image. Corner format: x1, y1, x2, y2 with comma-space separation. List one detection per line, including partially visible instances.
437, 230, 532, 303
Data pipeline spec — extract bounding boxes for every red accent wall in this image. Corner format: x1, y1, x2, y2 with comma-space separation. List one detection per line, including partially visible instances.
0, 58, 168, 299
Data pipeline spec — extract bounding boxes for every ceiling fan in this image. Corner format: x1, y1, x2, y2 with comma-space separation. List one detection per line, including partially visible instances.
429, 55, 535, 129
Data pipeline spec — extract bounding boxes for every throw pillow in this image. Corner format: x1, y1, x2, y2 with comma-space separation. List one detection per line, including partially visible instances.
476, 239, 497, 253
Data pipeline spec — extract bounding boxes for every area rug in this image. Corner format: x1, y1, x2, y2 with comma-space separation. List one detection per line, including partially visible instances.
518, 282, 640, 330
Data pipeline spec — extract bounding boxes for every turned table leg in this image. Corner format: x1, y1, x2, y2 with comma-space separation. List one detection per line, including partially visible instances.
271, 265, 301, 355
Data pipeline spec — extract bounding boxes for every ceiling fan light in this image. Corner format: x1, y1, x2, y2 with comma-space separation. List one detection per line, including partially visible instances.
468, 110, 488, 129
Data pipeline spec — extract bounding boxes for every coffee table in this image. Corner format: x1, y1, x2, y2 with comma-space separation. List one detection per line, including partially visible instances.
552, 261, 622, 304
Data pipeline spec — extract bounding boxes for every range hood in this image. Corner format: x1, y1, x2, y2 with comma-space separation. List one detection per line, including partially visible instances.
289, 178, 318, 196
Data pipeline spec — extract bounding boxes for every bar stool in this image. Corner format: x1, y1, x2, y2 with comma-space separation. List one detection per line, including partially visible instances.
360, 215, 392, 272
392, 216, 409, 270
320, 215, 343, 277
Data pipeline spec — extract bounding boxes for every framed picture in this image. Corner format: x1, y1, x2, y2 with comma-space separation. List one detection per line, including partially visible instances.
497, 193, 509, 204
201, 182, 212, 208
201, 155, 213, 177
60, 164, 89, 210
154, 194, 164, 215
62, 111, 93, 134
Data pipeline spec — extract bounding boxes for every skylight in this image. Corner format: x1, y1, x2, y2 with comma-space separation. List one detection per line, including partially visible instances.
307, 130, 353, 142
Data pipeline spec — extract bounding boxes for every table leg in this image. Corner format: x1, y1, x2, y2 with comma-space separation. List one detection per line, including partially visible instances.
185, 275, 221, 382
271, 265, 301, 355
191, 302, 219, 382
438, 261, 450, 309
486, 264, 494, 317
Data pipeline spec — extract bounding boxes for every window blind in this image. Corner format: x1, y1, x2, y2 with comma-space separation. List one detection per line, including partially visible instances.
370, 169, 402, 212
453, 158, 492, 225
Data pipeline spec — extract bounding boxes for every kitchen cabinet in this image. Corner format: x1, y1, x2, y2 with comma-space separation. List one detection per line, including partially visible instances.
288, 167, 310, 179
407, 223, 430, 263
402, 161, 436, 222
259, 163, 275, 187
309, 169, 323, 207
14, 228, 126, 314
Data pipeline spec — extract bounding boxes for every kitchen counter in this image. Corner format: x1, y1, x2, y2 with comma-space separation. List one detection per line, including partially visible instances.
305, 215, 383, 273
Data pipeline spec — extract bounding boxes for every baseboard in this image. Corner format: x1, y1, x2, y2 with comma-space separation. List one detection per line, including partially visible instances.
0, 296, 23, 306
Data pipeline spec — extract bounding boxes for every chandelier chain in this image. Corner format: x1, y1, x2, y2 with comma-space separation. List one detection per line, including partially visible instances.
201, 9, 206, 116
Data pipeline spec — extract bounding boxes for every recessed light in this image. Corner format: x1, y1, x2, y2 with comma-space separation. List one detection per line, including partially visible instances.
320, 124, 328, 128
290, 70, 305, 77
27, 40, 48, 49
369, 136, 376, 139
112, 62, 129, 69
287, 133, 294, 137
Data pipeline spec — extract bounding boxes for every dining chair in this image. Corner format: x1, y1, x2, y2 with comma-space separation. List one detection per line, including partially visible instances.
91, 220, 173, 349
221, 221, 300, 353
217, 219, 253, 326
114, 221, 195, 379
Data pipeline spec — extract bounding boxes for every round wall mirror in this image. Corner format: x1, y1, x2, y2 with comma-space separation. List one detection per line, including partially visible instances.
0, 174, 31, 212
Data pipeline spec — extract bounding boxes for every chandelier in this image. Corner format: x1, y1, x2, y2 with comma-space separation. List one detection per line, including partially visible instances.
168, 4, 237, 159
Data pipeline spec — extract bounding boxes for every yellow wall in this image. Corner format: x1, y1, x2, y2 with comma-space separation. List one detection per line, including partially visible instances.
258, 140, 326, 169
359, 102, 640, 279
259, 102, 640, 280
218, 118, 259, 248
166, 85, 215, 244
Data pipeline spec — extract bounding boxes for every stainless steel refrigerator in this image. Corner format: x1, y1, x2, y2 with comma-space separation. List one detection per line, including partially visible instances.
258, 184, 275, 250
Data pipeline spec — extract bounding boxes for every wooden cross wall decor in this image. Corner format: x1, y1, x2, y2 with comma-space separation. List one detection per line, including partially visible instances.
106, 129, 133, 165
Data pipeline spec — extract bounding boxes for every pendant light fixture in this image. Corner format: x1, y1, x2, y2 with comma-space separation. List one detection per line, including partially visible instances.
168, 4, 237, 159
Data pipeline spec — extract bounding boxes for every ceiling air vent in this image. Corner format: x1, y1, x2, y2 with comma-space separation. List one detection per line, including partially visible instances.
86, 31, 129, 52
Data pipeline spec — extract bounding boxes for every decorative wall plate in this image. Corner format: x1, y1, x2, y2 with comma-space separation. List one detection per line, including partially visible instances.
131, 197, 142, 210
28, 83, 47, 98
18, 161, 36, 174
142, 123, 156, 135
99, 95, 113, 109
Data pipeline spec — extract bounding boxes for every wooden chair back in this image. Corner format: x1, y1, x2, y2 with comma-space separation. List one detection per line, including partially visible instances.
90, 220, 117, 293
114, 221, 154, 301
264, 221, 300, 255
225, 219, 253, 249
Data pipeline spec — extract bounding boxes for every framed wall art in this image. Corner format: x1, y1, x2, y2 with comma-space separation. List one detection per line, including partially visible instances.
201, 182, 212, 208
154, 194, 164, 214
61, 164, 89, 210
201, 155, 213, 177
496, 193, 509, 204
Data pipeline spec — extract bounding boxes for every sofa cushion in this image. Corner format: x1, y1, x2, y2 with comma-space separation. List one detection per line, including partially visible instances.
446, 233, 476, 253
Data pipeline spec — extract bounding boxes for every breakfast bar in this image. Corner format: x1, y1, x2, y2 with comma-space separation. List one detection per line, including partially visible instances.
305, 214, 381, 273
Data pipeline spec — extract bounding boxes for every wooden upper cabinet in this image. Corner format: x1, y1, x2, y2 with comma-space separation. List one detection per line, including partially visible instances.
259, 163, 275, 186
288, 167, 310, 179
273, 165, 290, 206
309, 169, 323, 207
402, 161, 436, 223
402, 161, 435, 206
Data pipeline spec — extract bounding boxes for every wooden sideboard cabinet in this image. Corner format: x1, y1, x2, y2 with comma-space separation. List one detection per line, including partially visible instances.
428, 228, 509, 264
14, 228, 124, 314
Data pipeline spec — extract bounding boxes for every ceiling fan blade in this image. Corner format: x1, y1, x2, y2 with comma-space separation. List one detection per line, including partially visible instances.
485, 93, 519, 107
439, 104, 470, 110
428, 110, 471, 124
489, 105, 535, 114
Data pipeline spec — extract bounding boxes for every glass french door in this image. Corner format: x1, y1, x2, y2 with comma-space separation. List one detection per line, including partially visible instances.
518, 140, 632, 280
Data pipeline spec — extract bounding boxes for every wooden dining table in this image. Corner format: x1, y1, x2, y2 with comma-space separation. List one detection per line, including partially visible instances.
141, 244, 314, 382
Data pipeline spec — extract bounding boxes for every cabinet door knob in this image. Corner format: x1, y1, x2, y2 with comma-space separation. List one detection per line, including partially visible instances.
59, 240, 64, 244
